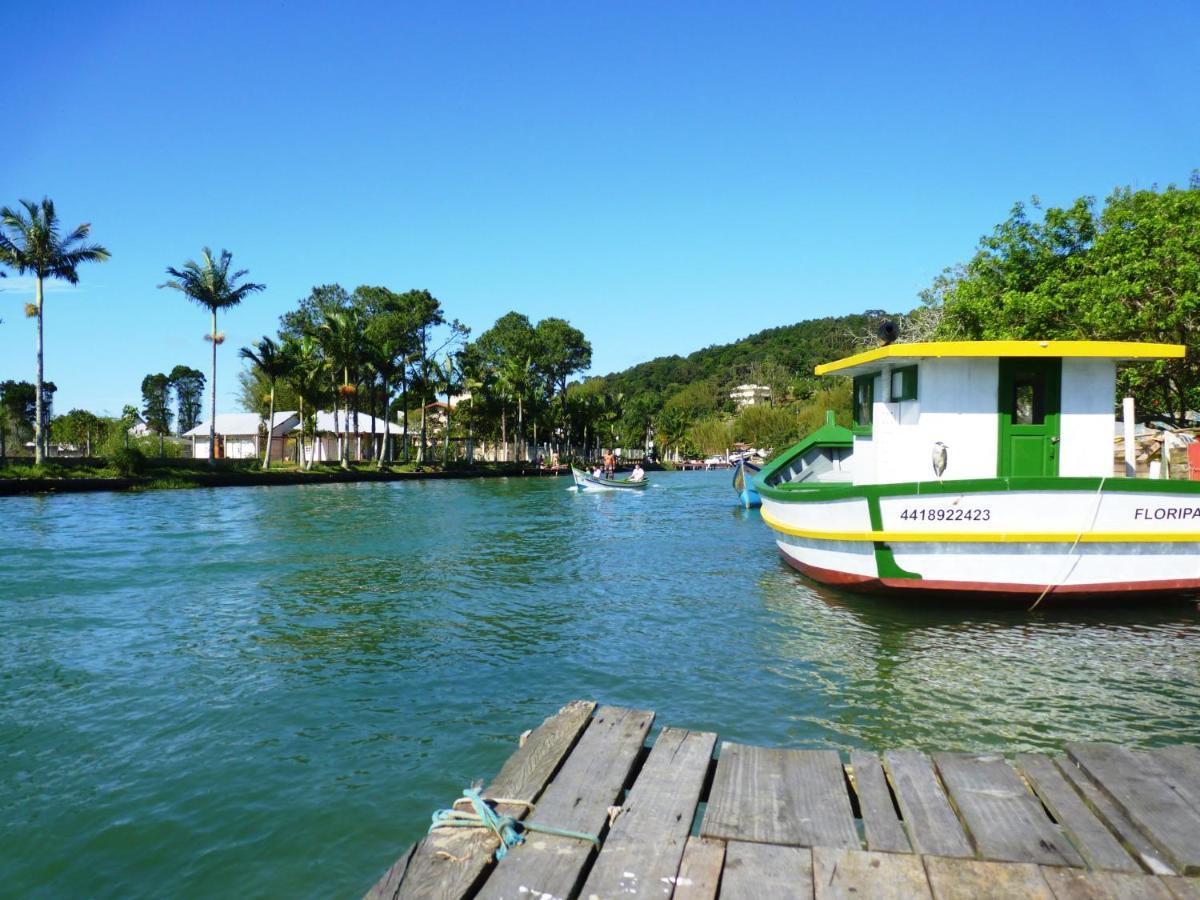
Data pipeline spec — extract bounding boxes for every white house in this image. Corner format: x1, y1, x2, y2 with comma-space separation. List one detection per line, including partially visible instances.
183, 412, 299, 460
730, 384, 771, 408
299, 410, 404, 462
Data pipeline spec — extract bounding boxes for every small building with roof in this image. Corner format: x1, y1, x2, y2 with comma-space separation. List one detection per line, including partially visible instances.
183, 412, 299, 460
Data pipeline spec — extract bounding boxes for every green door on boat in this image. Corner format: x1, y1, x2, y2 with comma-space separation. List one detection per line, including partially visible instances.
997, 358, 1061, 477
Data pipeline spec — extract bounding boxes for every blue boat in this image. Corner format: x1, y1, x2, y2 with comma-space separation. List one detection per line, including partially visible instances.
732, 460, 762, 508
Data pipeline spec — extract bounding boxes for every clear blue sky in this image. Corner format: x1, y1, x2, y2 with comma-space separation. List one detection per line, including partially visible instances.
3, 0, 1198, 416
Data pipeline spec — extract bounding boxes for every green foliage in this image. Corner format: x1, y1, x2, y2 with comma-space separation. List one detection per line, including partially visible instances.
110, 447, 147, 476
52, 409, 109, 453
794, 380, 853, 435
169, 365, 205, 433
159, 247, 265, 316
689, 417, 734, 455
933, 176, 1200, 422
140, 372, 173, 434
734, 403, 798, 449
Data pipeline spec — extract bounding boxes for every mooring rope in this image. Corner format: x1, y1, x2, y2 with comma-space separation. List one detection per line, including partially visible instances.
1029, 476, 1108, 612
428, 788, 601, 861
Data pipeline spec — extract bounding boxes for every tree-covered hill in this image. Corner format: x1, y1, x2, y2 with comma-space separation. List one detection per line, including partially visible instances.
586, 309, 899, 407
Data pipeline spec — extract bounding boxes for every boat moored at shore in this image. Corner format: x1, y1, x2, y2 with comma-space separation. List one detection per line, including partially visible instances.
757, 340, 1200, 598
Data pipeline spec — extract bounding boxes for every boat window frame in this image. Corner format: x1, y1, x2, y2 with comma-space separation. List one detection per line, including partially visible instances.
888, 364, 918, 402
852, 373, 874, 435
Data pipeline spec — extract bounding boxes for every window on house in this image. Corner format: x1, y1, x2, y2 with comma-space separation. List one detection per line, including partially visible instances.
889, 365, 918, 402
853, 374, 874, 431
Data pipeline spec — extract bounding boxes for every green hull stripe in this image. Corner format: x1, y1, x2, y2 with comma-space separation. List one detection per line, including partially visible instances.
866, 493, 922, 581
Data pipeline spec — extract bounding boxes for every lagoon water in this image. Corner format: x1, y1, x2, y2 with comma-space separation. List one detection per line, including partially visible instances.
3, 470, 1200, 897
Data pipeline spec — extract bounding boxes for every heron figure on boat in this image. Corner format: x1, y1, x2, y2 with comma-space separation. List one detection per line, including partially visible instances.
932, 442, 948, 481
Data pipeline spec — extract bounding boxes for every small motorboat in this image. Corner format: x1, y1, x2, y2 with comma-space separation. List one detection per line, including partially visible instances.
571, 467, 649, 492
732, 460, 762, 508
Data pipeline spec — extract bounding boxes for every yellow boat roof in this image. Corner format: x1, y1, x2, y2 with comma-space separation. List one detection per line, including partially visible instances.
814, 340, 1185, 377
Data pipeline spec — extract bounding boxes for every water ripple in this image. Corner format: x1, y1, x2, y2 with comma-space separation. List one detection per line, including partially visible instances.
1, 472, 1198, 897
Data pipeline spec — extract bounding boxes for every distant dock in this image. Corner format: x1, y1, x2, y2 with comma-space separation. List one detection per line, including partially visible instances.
366, 701, 1200, 898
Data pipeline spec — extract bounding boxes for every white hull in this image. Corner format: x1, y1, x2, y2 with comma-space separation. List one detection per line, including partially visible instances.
761, 484, 1200, 595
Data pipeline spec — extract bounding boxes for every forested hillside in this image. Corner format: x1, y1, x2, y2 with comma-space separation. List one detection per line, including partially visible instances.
573, 309, 901, 460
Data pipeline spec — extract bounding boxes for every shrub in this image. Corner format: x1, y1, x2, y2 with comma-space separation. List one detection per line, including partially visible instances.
110, 447, 148, 477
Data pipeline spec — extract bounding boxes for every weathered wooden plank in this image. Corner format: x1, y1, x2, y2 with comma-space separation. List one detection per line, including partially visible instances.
702, 743, 859, 848
1162, 875, 1200, 899
812, 847, 931, 899
850, 750, 912, 853
477, 705, 655, 899
579, 727, 717, 899
1039, 866, 1175, 899
1015, 753, 1141, 874
883, 750, 973, 859
672, 837, 725, 900
719, 841, 813, 900
1068, 743, 1200, 874
1058, 758, 1175, 876
922, 856, 1054, 899
933, 752, 1083, 867
364, 845, 416, 900
366, 699, 596, 900
1147, 747, 1200, 816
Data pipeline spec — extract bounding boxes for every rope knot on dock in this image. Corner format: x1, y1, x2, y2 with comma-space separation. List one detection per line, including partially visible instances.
427, 788, 600, 862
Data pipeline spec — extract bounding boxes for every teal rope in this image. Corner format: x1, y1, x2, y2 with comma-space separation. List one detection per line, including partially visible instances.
428, 788, 601, 861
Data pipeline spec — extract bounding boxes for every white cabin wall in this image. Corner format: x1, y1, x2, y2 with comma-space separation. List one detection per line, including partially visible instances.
868, 359, 999, 484
1060, 359, 1115, 477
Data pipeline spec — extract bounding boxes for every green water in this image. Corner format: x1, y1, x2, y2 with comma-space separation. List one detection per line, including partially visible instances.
3, 470, 1199, 897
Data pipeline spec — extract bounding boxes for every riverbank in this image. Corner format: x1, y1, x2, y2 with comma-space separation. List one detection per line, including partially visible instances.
0, 458, 584, 495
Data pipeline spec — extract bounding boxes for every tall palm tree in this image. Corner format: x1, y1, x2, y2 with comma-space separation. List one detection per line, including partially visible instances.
239, 335, 292, 469
0, 198, 110, 463
317, 306, 363, 469
281, 334, 324, 469
159, 248, 264, 465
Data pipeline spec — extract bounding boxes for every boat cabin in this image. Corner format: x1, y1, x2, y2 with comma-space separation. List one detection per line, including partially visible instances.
778, 341, 1184, 487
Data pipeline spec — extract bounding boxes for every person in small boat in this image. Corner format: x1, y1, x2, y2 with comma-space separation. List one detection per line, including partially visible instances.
592, 465, 603, 478
629, 462, 645, 482
603, 449, 615, 478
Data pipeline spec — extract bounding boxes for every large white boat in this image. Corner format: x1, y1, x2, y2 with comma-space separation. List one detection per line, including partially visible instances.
756, 340, 1200, 598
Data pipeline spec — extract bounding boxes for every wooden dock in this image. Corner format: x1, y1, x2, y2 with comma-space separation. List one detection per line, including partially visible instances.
366, 701, 1200, 899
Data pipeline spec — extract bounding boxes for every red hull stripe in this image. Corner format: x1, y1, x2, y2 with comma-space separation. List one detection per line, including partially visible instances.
783, 553, 1200, 597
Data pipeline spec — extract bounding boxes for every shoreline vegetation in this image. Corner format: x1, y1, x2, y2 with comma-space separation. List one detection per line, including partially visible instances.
0, 457, 669, 495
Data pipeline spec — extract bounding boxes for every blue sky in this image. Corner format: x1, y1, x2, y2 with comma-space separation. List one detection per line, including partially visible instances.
2, 0, 1198, 416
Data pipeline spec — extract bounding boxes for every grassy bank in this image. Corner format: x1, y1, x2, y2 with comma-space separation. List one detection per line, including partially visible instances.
0, 458, 572, 495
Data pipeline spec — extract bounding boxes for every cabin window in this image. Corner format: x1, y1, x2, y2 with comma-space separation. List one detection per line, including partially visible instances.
853, 374, 874, 432
1012, 374, 1045, 425
888, 365, 918, 402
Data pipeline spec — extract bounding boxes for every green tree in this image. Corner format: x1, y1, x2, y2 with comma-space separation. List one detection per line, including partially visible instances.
358, 286, 422, 467
535, 317, 592, 435
169, 365, 206, 434
281, 334, 326, 469
0, 379, 56, 457
159, 248, 265, 464
934, 177, 1200, 422
239, 336, 293, 469
689, 417, 734, 456
318, 305, 365, 469
0, 198, 110, 462
52, 408, 108, 456
734, 403, 797, 450
140, 373, 173, 435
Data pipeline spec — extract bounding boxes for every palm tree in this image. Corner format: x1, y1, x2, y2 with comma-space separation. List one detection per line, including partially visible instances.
239, 336, 292, 469
281, 334, 324, 469
317, 306, 363, 469
159, 248, 264, 465
0, 198, 110, 463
